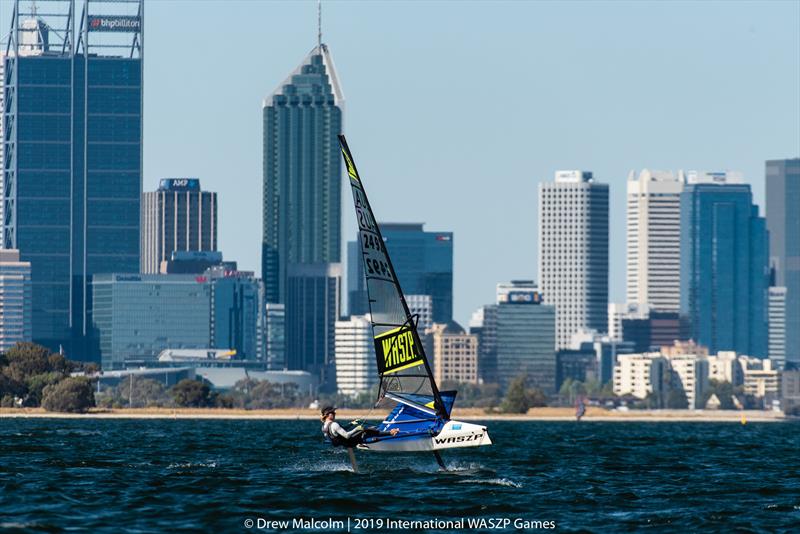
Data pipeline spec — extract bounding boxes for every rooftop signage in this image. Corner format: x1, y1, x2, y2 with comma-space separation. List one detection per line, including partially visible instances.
88, 16, 141, 33
159, 178, 201, 192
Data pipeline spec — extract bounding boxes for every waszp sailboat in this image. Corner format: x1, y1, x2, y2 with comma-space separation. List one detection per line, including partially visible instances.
338, 135, 492, 465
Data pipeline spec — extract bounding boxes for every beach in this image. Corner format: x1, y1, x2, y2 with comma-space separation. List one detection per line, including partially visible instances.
0, 406, 790, 421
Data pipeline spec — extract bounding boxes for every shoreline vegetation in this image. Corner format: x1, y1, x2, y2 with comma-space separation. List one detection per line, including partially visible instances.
0, 406, 792, 422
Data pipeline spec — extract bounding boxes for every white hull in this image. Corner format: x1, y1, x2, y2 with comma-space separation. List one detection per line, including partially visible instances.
357, 420, 492, 452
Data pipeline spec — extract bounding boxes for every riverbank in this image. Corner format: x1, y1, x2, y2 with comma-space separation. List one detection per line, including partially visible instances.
0, 406, 791, 421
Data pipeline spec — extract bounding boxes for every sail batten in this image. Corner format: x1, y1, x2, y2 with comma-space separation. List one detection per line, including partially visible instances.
338, 135, 448, 419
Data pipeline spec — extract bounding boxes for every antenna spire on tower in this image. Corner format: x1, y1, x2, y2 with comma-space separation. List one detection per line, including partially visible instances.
318, 0, 322, 47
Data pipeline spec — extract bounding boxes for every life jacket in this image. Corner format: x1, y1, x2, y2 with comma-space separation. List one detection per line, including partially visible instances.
322, 420, 344, 446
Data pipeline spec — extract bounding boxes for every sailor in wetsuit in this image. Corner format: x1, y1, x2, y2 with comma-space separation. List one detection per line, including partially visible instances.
320, 406, 398, 447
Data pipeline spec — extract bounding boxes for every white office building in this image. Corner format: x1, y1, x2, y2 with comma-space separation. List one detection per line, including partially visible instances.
406, 294, 433, 332
613, 353, 667, 399
0, 250, 32, 351
626, 170, 684, 311
664, 353, 708, 409
768, 286, 787, 369
741, 357, 780, 402
539, 171, 609, 349
334, 315, 377, 396
706, 351, 744, 386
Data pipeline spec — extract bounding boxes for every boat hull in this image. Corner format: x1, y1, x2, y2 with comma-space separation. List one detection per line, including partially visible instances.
357, 420, 492, 452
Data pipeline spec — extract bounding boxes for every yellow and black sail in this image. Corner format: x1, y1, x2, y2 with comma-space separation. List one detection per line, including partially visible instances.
338, 135, 447, 418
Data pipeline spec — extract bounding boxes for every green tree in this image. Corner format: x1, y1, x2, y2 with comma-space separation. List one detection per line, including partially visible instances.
24, 372, 66, 407
3, 343, 72, 383
666, 388, 689, 409
500, 375, 531, 413
104, 376, 172, 408
0, 372, 25, 399
41, 377, 96, 413
439, 380, 502, 409
700, 380, 740, 410
170, 379, 213, 407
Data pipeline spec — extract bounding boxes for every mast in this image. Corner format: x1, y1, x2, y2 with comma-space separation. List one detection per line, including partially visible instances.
338, 135, 448, 418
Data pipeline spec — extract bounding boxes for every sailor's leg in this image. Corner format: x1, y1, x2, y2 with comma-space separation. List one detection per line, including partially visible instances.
433, 451, 446, 471
347, 447, 359, 473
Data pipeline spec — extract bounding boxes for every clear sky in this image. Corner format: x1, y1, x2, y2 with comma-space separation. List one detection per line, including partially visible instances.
2, 0, 799, 327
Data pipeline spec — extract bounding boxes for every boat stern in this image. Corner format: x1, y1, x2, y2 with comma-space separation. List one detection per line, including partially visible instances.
431, 420, 492, 450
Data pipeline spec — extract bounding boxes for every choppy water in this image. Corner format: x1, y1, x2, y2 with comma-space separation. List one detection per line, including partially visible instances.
1, 419, 798, 532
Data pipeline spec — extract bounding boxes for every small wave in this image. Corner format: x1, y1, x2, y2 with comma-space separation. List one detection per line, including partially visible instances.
167, 461, 218, 469
283, 459, 356, 473
0, 522, 43, 529
457, 478, 523, 488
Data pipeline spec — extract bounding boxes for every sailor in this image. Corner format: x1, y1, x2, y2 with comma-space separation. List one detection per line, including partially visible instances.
320, 406, 398, 446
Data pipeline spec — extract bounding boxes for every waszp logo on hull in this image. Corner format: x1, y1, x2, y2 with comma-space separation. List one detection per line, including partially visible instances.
433, 433, 483, 445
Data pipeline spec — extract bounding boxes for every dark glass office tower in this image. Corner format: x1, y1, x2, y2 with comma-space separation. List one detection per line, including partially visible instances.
766, 159, 800, 366
2, 1, 142, 358
285, 263, 341, 390
348, 223, 454, 323
262, 44, 343, 305
680, 172, 769, 358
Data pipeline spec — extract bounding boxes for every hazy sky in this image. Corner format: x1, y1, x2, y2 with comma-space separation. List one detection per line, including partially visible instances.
2, 1, 799, 326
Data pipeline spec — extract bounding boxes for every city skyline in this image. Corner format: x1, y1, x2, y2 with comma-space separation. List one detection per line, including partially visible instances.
1, 0, 798, 327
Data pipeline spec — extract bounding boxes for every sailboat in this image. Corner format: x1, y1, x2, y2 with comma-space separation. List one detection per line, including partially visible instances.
338, 135, 492, 466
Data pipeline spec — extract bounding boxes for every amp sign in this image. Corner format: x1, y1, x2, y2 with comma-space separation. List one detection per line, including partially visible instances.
159, 178, 201, 192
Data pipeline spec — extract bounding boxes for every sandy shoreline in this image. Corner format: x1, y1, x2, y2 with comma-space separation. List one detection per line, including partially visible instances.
0, 407, 792, 422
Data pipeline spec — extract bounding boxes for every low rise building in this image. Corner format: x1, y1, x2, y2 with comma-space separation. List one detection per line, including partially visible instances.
741, 357, 780, 405
664, 353, 708, 408
0, 250, 32, 352
92, 267, 263, 369
613, 353, 668, 399
427, 322, 479, 385
706, 351, 744, 386
781, 369, 800, 413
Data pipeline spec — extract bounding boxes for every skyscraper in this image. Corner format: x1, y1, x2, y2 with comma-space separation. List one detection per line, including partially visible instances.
264, 303, 286, 370
680, 171, 769, 358
626, 170, 684, 311
206, 266, 262, 361
0, 249, 32, 351
470, 304, 498, 384
285, 263, 342, 389
348, 223, 454, 323
3, 1, 142, 358
141, 179, 217, 274
768, 286, 787, 369
262, 44, 343, 305
494, 281, 556, 391
766, 158, 800, 366
539, 171, 609, 349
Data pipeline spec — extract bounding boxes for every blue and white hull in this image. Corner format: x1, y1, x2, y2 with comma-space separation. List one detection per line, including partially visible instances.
357, 420, 492, 453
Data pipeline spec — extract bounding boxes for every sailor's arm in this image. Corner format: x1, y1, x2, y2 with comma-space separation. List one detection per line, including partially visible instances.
330, 421, 362, 439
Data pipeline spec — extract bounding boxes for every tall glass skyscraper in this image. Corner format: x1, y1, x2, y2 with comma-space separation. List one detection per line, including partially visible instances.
680, 171, 769, 358
262, 44, 343, 305
348, 223, 454, 323
766, 158, 800, 366
2, 1, 142, 358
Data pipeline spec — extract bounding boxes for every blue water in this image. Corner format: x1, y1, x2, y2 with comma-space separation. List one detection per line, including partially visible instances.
1, 419, 798, 532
